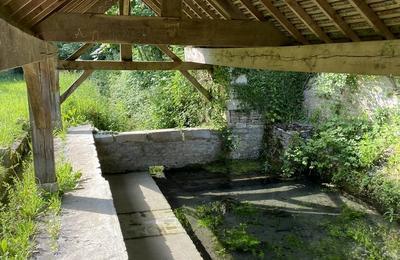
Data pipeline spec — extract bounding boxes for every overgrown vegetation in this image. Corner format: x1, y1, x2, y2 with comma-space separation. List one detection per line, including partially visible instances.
194, 200, 263, 257
0, 159, 81, 258
280, 74, 400, 222
178, 200, 400, 259
231, 69, 311, 124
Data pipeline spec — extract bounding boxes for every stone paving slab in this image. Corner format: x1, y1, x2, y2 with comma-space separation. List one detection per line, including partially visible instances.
107, 172, 202, 260
119, 209, 186, 239
53, 125, 128, 260
125, 233, 203, 260
107, 172, 171, 213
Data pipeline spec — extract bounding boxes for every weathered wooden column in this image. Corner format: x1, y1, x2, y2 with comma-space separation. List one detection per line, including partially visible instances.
23, 57, 58, 191
50, 63, 62, 130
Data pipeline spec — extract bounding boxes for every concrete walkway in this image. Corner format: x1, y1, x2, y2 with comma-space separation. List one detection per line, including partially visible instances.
107, 172, 202, 260
55, 126, 128, 259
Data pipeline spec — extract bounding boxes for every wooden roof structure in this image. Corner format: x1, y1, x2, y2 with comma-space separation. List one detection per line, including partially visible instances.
1, 0, 400, 44
0, 0, 400, 188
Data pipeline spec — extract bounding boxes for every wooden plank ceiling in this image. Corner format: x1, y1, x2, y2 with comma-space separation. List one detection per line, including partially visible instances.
1, 0, 399, 45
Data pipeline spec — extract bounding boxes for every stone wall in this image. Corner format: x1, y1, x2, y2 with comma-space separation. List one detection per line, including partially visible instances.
0, 134, 29, 170
95, 128, 222, 174
304, 76, 400, 120
227, 74, 265, 160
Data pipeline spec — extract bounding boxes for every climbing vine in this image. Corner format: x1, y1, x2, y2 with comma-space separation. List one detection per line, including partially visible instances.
230, 69, 311, 124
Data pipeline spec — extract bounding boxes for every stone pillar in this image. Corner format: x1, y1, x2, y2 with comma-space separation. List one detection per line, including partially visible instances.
227, 74, 264, 160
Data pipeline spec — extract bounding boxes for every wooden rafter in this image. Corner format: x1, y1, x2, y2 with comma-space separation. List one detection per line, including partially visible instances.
34, 13, 288, 47
157, 45, 212, 101
349, 0, 395, 40
193, 0, 219, 19
259, 0, 308, 44
142, 0, 161, 15
185, 40, 400, 76
206, 0, 247, 20
237, 0, 266, 21
161, 0, 182, 18
184, 0, 209, 19
312, 0, 359, 42
285, 0, 332, 43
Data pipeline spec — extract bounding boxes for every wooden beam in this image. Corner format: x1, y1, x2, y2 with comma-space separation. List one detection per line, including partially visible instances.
0, 4, 35, 35
23, 58, 57, 190
60, 70, 93, 104
157, 45, 212, 101
57, 60, 213, 70
34, 13, 288, 47
184, 40, 400, 76
0, 17, 57, 71
161, 0, 182, 18
312, 0, 359, 42
349, 0, 395, 40
180, 70, 212, 101
260, 0, 309, 44
119, 0, 132, 61
285, 0, 332, 43
66, 43, 95, 61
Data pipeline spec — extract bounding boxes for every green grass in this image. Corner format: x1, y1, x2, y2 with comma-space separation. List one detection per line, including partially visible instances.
0, 159, 81, 258
60, 72, 131, 132
0, 79, 28, 147
0, 71, 132, 148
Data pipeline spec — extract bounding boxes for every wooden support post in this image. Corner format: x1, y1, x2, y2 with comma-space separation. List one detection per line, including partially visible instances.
50, 60, 62, 130
23, 58, 58, 191
119, 0, 132, 61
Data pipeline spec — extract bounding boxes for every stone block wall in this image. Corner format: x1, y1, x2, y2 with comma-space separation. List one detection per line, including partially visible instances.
94, 128, 222, 174
227, 75, 265, 160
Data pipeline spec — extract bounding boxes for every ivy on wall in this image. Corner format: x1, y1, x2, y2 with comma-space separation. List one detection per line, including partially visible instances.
230, 69, 311, 124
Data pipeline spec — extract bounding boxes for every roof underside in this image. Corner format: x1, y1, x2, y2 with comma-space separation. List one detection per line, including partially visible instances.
1, 0, 399, 45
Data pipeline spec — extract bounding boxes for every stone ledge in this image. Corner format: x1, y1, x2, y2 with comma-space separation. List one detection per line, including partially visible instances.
54, 125, 128, 259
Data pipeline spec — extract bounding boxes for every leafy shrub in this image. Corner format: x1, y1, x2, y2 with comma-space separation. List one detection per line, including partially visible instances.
282, 109, 400, 221
222, 224, 260, 253
282, 116, 370, 181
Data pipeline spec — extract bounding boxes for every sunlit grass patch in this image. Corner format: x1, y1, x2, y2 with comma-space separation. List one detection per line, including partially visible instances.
0, 80, 28, 147
0, 159, 80, 258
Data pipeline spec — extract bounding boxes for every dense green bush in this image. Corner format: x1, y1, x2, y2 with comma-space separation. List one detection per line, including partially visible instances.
282, 109, 400, 221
